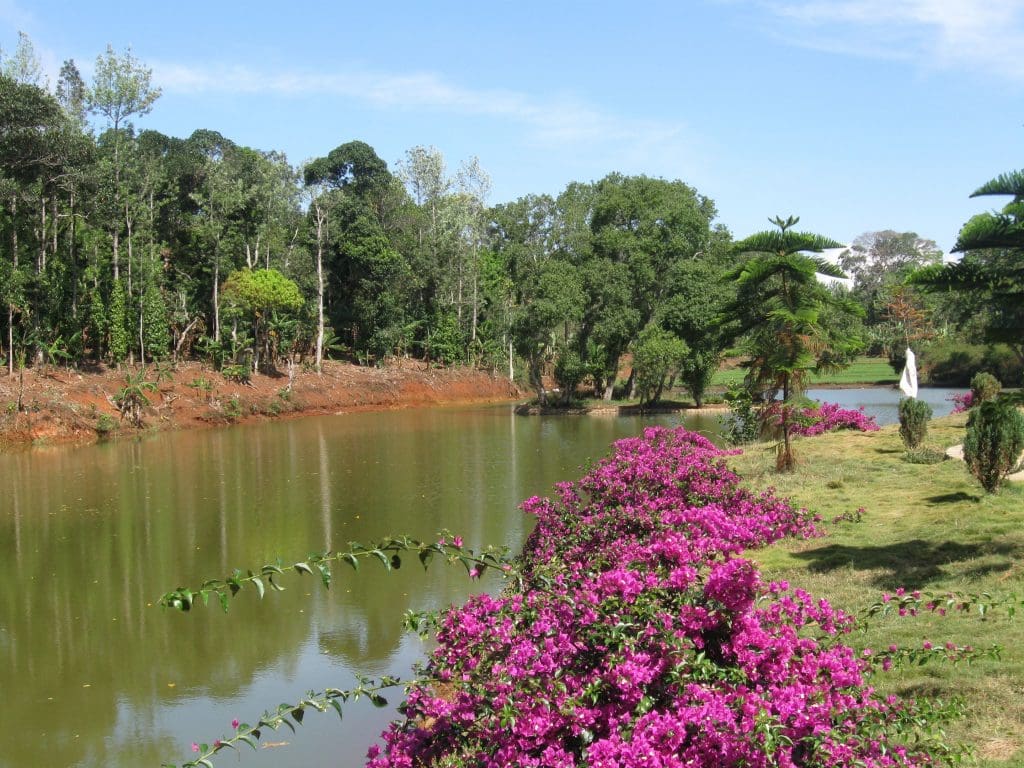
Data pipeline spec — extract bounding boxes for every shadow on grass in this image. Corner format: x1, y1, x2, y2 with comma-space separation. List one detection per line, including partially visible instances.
924, 492, 981, 505
790, 539, 1022, 590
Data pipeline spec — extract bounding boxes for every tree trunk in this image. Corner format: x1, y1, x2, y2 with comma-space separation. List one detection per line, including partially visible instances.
314, 200, 326, 374
8, 196, 17, 376
212, 259, 220, 343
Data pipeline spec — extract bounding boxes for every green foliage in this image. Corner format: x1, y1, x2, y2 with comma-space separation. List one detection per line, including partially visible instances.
678, 347, 720, 407
85, 283, 107, 361
912, 166, 1024, 363
141, 281, 170, 360
223, 395, 242, 421
970, 371, 1001, 404
163, 676, 410, 768
902, 447, 946, 465
94, 412, 117, 435
722, 383, 762, 445
921, 340, 1023, 387
221, 268, 303, 314
726, 215, 863, 470
114, 368, 157, 427
107, 279, 130, 363
963, 400, 1024, 493
188, 377, 214, 399
631, 326, 686, 405
424, 310, 464, 366
552, 345, 588, 405
221, 364, 250, 384
898, 397, 933, 450
160, 534, 515, 613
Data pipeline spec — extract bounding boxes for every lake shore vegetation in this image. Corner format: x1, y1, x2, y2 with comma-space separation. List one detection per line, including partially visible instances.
164, 419, 1024, 767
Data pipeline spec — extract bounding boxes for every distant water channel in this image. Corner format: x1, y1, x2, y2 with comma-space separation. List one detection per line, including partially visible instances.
803, 386, 963, 425
0, 389, 961, 768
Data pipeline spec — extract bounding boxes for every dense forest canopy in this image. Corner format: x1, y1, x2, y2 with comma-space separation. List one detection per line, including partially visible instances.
2, 35, 1013, 399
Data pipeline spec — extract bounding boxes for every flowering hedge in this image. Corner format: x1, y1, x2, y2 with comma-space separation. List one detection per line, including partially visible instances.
369, 426, 950, 768
789, 401, 880, 437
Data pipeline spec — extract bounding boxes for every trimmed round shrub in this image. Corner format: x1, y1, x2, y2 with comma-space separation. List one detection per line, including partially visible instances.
970, 371, 1001, 404
898, 397, 933, 449
963, 400, 1024, 493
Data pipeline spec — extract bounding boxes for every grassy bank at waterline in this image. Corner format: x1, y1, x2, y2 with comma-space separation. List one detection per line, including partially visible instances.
731, 413, 1024, 767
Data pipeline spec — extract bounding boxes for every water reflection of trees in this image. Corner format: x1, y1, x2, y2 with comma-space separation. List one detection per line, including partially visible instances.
0, 408, 672, 767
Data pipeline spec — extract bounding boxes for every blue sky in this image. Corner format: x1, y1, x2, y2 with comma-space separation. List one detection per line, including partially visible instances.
3, 0, 1023, 253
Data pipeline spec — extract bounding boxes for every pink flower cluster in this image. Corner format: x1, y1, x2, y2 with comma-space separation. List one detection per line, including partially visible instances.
789, 401, 880, 436
949, 391, 974, 414
369, 427, 937, 768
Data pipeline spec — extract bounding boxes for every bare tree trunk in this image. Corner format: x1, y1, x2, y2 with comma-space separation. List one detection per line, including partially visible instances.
212, 258, 220, 343
38, 196, 46, 273
313, 198, 327, 374
8, 196, 17, 376
69, 191, 79, 320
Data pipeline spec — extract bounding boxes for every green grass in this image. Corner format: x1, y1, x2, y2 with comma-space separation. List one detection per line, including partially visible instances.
729, 415, 1024, 766
712, 355, 898, 389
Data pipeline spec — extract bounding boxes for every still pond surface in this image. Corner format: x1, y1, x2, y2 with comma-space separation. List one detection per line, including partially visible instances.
0, 388, 958, 767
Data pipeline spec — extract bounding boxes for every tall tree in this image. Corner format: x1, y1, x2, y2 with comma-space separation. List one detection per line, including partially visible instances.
659, 227, 737, 406
305, 140, 414, 359
55, 60, 88, 125
0, 75, 68, 374
220, 267, 303, 373
838, 230, 942, 324
0, 32, 46, 87
87, 44, 161, 280
725, 215, 863, 471
584, 173, 717, 399
912, 169, 1024, 369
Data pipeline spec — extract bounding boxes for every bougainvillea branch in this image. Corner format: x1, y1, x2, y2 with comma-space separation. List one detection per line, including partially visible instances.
158, 534, 517, 613
160, 676, 414, 768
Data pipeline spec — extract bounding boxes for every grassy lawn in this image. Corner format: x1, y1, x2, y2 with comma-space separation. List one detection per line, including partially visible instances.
713, 355, 898, 389
728, 415, 1024, 766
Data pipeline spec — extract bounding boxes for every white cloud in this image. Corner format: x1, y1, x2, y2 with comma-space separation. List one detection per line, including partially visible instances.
151, 60, 698, 176
758, 0, 1024, 81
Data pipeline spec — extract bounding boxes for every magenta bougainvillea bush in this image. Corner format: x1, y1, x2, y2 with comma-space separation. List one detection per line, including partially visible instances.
789, 401, 880, 437
949, 391, 974, 414
368, 427, 949, 768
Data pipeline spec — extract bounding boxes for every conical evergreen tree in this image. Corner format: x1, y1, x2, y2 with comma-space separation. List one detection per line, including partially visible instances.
141, 281, 170, 361
108, 279, 129, 364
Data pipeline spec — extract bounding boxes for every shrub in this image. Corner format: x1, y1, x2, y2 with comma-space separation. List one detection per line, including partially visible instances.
95, 413, 117, 435
722, 384, 761, 445
898, 397, 932, 449
789, 401, 880, 436
970, 371, 1001, 404
553, 346, 588, 405
963, 400, 1024, 493
368, 427, 959, 768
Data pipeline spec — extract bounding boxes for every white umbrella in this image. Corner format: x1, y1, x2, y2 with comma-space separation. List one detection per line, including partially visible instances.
899, 347, 918, 398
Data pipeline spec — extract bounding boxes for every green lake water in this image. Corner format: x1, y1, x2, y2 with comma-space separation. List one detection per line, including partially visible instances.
1, 405, 721, 768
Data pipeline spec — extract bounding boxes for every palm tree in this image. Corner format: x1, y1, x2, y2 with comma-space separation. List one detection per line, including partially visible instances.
912, 170, 1024, 366
724, 216, 863, 471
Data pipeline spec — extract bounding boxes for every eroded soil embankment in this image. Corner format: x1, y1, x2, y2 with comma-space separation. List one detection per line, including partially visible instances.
0, 359, 522, 449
